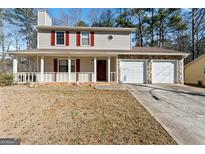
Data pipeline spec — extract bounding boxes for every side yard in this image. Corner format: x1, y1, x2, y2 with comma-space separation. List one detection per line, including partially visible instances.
0, 84, 176, 144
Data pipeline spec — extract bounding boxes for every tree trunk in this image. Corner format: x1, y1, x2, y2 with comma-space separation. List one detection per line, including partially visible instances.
15, 39, 18, 51
159, 18, 163, 48
196, 31, 200, 58
0, 18, 5, 72
191, 8, 196, 60
138, 14, 143, 47
151, 8, 154, 46
161, 24, 164, 48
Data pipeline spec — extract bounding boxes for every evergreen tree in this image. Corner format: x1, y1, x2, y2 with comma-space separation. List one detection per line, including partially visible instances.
131, 9, 147, 47
154, 9, 187, 48
115, 9, 134, 28
75, 20, 89, 27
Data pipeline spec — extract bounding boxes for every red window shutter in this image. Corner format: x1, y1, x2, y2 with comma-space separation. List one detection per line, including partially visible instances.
76, 59, 80, 72
66, 31, 69, 46
76, 32, 81, 46
51, 31, 55, 46
54, 59, 57, 72
91, 32, 94, 46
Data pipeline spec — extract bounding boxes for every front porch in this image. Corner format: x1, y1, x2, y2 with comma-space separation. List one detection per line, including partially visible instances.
13, 56, 118, 83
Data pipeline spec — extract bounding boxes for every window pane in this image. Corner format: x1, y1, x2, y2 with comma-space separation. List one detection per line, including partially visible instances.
59, 66, 68, 72
71, 60, 76, 72
59, 60, 68, 72
82, 38, 89, 45
56, 32, 64, 45
59, 60, 67, 66
82, 32, 90, 45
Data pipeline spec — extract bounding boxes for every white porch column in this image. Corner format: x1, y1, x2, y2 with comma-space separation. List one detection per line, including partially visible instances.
116, 57, 118, 83
68, 57, 71, 83
40, 56, 44, 82
108, 56, 110, 82
94, 57, 97, 83
36, 56, 39, 72
181, 58, 184, 84
13, 56, 18, 82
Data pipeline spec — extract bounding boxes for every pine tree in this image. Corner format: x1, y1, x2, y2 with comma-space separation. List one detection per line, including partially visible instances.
115, 9, 134, 28
131, 9, 147, 47
75, 20, 89, 27
155, 9, 187, 48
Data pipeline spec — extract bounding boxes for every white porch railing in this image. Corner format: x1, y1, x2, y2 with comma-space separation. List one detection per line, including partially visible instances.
16, 72, 95, 83
110, 72, 117, 82
71, 72, 94, 82
16, 72, 41, 83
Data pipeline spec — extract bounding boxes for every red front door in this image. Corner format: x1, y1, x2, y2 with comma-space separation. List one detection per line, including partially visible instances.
97, 60, 106, 81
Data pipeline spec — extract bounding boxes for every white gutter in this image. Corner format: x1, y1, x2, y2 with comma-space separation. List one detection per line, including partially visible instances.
7, 51, 189, 57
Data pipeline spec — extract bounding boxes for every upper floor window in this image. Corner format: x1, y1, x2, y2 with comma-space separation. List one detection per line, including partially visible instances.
56, 32, 65, 45
81, 32, 90, 46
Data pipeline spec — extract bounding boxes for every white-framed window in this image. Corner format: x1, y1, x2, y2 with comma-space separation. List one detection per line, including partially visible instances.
81, 32, 90, 46
71, 59, 76, 72
56, 31, 65, 45
59, 60, 68, 72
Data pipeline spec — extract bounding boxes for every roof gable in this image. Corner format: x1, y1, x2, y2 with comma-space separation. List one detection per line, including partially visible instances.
185, 54, 205, 68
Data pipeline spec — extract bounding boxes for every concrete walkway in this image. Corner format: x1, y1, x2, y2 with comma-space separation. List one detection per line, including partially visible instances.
127, 84, 205, 145
95, 84, 127, 90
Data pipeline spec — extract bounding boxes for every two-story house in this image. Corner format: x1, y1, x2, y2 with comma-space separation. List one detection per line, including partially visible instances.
8, 11, 189, 84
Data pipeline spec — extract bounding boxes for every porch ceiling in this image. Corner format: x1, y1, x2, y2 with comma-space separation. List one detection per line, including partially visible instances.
7, 48, 189, 57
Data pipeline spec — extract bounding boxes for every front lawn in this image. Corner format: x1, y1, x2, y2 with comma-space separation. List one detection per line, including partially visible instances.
0, 84, 176, 144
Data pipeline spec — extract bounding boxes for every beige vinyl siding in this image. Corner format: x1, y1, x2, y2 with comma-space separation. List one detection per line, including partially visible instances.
38, 12, 45, 26
38, 30, 131, 50
44, 56, 55, 72
110, 57, 116, 72
185, 55, 205, 85
38, 30, 51, 48
38, 12, 52, 26
76, 57, 93, 72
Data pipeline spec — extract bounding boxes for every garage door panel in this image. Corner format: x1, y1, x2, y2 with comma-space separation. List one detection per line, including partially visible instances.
152, 61, 176, 83
120, 61, 145, 83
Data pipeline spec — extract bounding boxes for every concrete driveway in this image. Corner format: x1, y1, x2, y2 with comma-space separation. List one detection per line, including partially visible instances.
127, 84, 205, 144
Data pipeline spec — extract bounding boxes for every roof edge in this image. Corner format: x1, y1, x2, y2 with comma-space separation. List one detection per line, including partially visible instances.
7, 49, 188, 56
36, 25, 136, 32
185, 54, 205, 68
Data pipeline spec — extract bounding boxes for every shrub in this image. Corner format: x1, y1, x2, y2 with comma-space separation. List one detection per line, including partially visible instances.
0, 73, 13, 86
197, 80, 203, 87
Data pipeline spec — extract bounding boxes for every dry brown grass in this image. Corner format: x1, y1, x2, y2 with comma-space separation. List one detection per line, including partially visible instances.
0, 84, 176, 144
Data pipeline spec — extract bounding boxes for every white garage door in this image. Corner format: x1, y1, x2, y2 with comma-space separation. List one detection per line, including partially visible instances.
120, 61, 145, 83
152, 61, 177, 83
